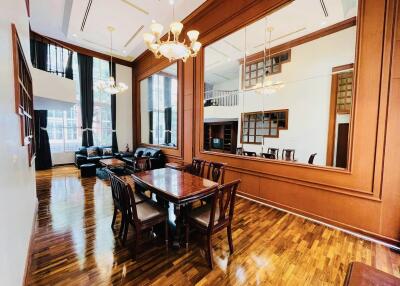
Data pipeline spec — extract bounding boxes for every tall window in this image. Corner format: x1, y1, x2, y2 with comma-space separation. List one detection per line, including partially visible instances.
92, 58, 112, 146
47, 106, 81, 153
140, 63, 178, 147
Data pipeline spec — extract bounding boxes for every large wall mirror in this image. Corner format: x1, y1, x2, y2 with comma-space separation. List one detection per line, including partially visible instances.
202, 0, 358, 168
140, 63, 178, 148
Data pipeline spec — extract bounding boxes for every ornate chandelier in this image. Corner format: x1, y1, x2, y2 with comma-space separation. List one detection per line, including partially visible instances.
143, 2, 201, 62
95, 26, 128, 94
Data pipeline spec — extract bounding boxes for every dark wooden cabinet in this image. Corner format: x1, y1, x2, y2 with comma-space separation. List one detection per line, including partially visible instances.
204, 121, 238, 154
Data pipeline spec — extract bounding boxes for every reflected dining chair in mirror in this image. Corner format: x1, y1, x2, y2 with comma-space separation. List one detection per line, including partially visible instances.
267, 148, 279, 159
243, 151, 257, 157
236, 147, 243, 155
282, 149, 295, 161
186, 158, 206, 177
120, 178, 168, 253
308, 153, 317, 164
106, 169, 148, 240
185, 179, 241, 268
261, 153, 276, 159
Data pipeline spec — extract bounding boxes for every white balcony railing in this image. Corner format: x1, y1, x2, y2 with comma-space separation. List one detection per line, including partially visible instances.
204, 90, 239, 107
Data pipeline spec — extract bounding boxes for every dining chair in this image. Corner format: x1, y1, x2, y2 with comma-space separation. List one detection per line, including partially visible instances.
282, 149, 295, 161
119, 176, 169, 253
236, 147, 243, 155
133, 156, 153, 198
308, 153, 317, 164
134, 156, 151, 172
206, 162, 226, 184
267, 148, 279, 158
106, 169, 148, 239
186, 158, 206, 177
260, 153, 276, 159
185, 179, 241, 268
243, 151, 257, 157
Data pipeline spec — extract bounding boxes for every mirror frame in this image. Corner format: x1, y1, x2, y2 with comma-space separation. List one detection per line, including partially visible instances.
135, 60, 184, 159
193, 0, 393, 199
199, 1, 358, 171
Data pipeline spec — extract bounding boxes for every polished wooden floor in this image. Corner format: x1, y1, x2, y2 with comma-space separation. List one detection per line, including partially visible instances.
27, 165, 400, 285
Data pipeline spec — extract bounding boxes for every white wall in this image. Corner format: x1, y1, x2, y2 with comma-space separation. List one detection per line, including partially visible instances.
204, 27, 356, 165
0, 0, 37, 285
116, 64, 133, 151
31, 68, 76, 103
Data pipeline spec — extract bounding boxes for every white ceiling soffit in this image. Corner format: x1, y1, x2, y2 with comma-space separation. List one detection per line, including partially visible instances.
30, 0, 206, 61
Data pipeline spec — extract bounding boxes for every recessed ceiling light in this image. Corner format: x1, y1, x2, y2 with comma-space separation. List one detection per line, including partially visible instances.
72, 33, 77, 37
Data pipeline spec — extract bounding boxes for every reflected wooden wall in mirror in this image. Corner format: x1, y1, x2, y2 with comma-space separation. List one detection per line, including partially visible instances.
202, 0, 358, 169
140, 63, 178, 148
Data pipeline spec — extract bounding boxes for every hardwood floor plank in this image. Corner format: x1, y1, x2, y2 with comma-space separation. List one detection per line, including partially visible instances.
26, 165, 400, 285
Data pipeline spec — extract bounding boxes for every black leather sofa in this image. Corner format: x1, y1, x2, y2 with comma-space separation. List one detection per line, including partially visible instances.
75, 146, 117, 168
121, 147, 165, 170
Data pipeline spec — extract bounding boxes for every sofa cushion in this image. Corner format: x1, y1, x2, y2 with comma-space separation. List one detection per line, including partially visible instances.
102, 147, 113, 156
134, 147, 146, 158
101, 155, 113, 159
87, 147, 99, 157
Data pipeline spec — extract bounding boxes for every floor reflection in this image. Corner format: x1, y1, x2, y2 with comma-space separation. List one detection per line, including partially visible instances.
28, 166, 400, 285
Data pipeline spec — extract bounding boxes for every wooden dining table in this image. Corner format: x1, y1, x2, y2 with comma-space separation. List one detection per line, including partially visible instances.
131, 168, 218, 247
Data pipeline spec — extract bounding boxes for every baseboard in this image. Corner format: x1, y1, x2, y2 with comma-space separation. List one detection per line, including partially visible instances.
23, 199, 38, 286
237, 192, 400, 251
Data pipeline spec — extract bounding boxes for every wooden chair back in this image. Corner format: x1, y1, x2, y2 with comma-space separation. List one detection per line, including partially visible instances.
119, 180, 140, 226
106, 169, 125, 211
208, 179, 241, 232
134, 156, 151, 172
206, 162, 226, 184
243, 151, 257, 157
308, 153, 317, 164
189, 158, 206, 177
267, 148, 279, 158
282, 149, 295, 161
261, 153, 276, 159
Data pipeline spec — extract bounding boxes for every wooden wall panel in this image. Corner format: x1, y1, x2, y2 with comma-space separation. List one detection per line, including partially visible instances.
132, 0, 400, 244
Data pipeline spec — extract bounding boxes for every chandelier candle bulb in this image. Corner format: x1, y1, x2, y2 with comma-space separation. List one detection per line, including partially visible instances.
143, 5, 201, 62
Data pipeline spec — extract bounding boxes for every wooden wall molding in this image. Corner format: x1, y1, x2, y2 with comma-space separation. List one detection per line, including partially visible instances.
240, 17, 357, 64
30, 30, 132, 67
132, 0, 400, 243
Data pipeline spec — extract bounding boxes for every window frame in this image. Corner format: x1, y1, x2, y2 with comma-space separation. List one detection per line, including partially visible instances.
240, 109, 289, 144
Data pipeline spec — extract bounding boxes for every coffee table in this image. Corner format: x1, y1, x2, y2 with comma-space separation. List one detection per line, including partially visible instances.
99, 158, 126, 169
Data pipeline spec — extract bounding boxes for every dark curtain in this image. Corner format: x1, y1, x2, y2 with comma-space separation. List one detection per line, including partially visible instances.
109, 62, 118, 152
30, 39, 48, 70
148, 76, 153, 144
65, 51, 73, 80
34, 110, 52, 170
78, 53, 94, 147
164, 77, 172, 144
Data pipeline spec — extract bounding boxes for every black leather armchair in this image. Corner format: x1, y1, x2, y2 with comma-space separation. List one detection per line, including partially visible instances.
121, 147, 165, 170
75, 146, 117, 168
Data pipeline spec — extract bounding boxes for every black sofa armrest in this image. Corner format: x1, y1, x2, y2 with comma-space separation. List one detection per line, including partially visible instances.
75, 154, 87, 168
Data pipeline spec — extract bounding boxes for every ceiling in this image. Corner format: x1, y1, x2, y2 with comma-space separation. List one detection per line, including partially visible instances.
30, 0, 206, 61
205, 0, 358, 85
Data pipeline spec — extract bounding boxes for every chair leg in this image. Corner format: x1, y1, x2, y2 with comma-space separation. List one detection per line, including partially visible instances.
227, 225, 234, 254
206, 234, 213, 269
185, 223, 189, 249
118, 214, 125, 238
134, 230, 141, 258
111, 208, 117, 230
122, 222, 129, 245
165, 220, 169, 251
